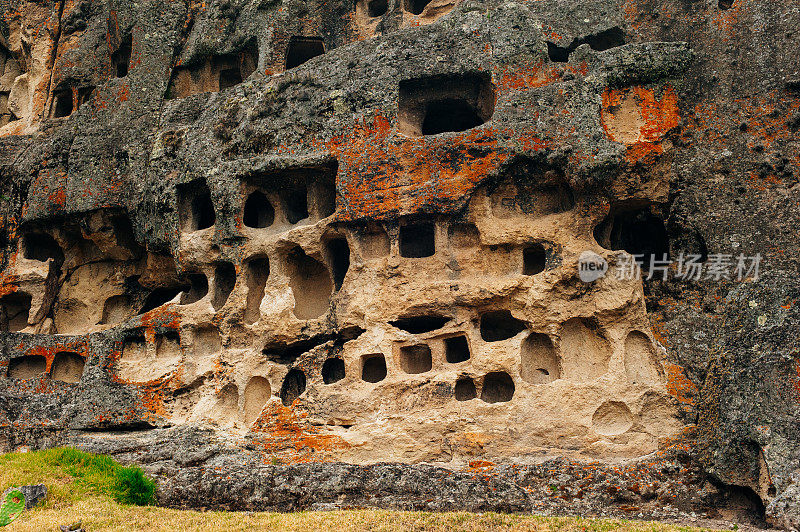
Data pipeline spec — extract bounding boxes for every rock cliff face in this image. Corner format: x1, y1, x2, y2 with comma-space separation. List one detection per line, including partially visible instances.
0, 0, 798, 526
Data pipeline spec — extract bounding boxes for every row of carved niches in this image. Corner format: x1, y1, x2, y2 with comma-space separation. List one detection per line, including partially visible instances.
3, 301, 677, 461
2, 199, 670, 337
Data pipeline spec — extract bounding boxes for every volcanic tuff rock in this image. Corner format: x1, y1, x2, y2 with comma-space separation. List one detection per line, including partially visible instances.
0, 0, 798, 527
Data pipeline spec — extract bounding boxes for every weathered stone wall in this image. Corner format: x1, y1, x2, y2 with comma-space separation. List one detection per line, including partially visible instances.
0, 0, 797, 527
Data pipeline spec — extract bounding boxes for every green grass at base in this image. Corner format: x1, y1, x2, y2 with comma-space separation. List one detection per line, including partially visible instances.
0, 448, 154, 506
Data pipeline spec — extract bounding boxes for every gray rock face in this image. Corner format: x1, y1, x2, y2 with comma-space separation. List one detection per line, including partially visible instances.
18, 484, 47, 509
768, 480, 800, 532
0, 0, 798, 527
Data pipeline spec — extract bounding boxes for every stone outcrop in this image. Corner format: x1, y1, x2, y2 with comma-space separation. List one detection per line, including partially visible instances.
0, 0, 797, 527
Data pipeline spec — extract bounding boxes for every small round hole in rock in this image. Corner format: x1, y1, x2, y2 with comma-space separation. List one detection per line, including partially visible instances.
523, 244, 546, 275
243, 191, 275, 228
322, 358, 345, 384
280, 368, 306, 406
399, 344, 432, 374
445, 335, 470, 363
481, 371, 515, 403
454, 377, 477, 401
361, 354, 387, 383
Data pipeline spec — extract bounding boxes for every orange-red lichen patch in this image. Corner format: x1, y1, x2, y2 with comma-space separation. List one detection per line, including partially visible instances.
710, 0, 742, 41
467, 460, 495, 472
327, 114, 511, 221
601, 85, 680, 164
249, 403, 349, 464
795, 359, 800, 401
0, 273, 20, 298
739, 91, 800, 151
496, 61, 587, 93
664, 362, 697, 406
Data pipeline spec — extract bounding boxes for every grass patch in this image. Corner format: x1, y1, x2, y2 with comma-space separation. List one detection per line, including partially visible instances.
0, 448, 155, 507
0, 450, 717, 532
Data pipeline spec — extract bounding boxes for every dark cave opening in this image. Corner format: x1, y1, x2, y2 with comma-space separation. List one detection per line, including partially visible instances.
179, 181, 216, 232
22, 233, 64, 265
326, 238, 350, 291
480, 310, 527, 342
322, 358, 346, 384
280, 368, 307, 406
243, 191, 275, 229
404, 0, 431, 15
390, 315, 450, 334
481, 371, 515, 403
367, 0, 388, 16
399, 73, 495, 137
523, 244, 547, 275
421, 99, 484, 135
399, 223, 436, 258
399, 344, 432, 374
445, 335, 470, 364
455, 376, 477, 401
52, 89, 73, 118
361, 354, 388, 383
112, 35, 132, 78
285, 37, 325, 70
284, 184, 309, 224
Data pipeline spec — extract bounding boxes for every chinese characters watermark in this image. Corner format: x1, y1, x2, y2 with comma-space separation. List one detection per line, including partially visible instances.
578, 252, 762, 283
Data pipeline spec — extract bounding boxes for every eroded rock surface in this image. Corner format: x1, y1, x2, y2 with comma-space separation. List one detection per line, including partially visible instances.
0, 0, 797, 527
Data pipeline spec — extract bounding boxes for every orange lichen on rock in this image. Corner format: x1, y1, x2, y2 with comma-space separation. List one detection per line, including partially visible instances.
250, 403, 349, 464
795, 359, 800, 401
327, 114, 509, 220
496, 61, 586, 93
664, 362, 697, 406
601, 85, 680, 163
467, 460, 495, 472
0, 273, 20, 298
740, 91, 800, 151
711, 0, 741, 41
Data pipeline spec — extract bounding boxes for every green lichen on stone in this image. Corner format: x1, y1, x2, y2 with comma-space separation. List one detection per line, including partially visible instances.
0, 488, 25, 527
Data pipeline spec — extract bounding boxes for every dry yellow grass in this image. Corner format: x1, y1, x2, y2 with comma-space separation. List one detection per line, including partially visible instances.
7, 504, 720, 532
1, 450, 716, 532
